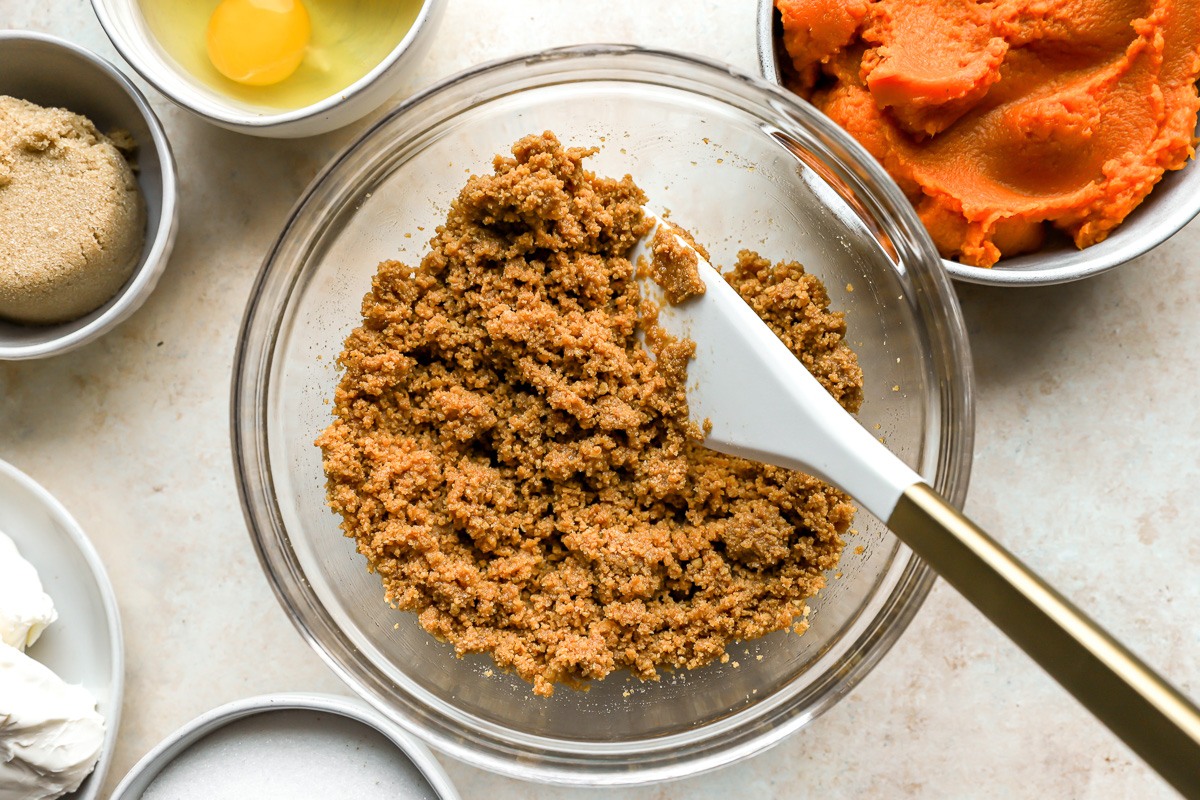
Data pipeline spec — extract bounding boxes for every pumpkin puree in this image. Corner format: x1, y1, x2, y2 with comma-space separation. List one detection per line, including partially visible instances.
777, 0, 1200, 267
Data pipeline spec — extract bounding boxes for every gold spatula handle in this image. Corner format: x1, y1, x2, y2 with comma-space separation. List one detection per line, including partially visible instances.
889, 483, 1200, 798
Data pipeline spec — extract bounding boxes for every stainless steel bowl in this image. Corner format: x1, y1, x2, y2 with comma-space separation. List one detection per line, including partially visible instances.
111, 694, 459, 799
755, 0, 1200, 286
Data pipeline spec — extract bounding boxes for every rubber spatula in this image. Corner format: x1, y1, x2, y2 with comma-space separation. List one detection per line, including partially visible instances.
633, 219, 1200, 798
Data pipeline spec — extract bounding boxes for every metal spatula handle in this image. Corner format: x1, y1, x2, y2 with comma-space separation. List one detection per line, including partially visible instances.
889, 483, 1200, 798
640, 220, 1200, 796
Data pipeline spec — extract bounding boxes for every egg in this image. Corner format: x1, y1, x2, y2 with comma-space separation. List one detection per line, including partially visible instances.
141, 0, 423, 110
206, 0, 311, 86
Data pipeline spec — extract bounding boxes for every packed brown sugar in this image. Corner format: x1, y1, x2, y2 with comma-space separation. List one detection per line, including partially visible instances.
776, 0, 1200, 267
317, 132, 863, 696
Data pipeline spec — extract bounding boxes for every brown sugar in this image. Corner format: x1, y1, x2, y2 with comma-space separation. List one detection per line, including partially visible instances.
317, 132, 863, 696
0, 96, 145, 324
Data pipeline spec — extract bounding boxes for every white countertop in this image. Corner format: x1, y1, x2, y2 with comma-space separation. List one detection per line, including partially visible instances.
1, 1, 1197, 797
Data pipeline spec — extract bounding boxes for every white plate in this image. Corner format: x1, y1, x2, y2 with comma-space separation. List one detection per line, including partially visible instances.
111, 693, 460, 800
0, 459, 124, 800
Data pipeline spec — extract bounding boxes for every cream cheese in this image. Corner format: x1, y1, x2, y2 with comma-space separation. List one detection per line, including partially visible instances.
0, 532, 56, 652
0, 643, 104, 800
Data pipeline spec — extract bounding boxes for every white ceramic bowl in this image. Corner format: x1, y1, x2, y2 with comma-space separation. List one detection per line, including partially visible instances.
0, 31, 178, 360
92, 0, 447, 138
755, 0, 1200, 286
0, 458, 125, 800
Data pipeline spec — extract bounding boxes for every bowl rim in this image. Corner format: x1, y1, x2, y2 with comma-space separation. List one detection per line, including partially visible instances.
231, 43, 975, 785
90, 0, 443, 130
0, 457, 125, 800
109, 692, 460, 799
0, 29, 178, 360
754, 0, 1200, 287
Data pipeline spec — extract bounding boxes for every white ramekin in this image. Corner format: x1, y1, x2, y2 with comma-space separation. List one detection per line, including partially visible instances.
92, 0, 446, 138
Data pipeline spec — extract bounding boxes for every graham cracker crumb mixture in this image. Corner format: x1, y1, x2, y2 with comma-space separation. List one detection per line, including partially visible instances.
317, 132, 863, 696
648, 222, 706, 305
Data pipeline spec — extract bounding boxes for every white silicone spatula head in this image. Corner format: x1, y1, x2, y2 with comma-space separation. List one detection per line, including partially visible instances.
631, 214, 1200, 797
631, 214, 920, 521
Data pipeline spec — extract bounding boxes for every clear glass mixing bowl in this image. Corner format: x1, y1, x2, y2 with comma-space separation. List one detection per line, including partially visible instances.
232, 45, 975, 786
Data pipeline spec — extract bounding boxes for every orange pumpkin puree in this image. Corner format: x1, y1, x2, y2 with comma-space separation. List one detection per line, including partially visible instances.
777, 0, 1200, 267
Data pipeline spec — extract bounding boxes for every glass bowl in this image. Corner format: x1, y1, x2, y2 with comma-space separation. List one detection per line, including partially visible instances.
232, 45, 975, 786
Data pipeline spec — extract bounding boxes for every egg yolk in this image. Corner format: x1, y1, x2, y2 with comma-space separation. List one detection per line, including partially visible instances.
206, 0, 311, 86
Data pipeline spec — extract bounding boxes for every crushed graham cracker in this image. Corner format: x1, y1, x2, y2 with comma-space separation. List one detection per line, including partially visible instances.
317, 132, 863, 696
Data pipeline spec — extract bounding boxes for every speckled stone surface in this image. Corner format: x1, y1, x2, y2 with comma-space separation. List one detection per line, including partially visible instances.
0, 2, 1197, 798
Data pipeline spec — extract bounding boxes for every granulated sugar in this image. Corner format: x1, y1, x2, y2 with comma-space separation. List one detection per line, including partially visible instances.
140, 710, 442, 800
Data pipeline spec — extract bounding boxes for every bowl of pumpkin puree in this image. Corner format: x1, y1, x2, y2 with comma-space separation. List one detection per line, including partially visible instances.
757, 0, 1200, 285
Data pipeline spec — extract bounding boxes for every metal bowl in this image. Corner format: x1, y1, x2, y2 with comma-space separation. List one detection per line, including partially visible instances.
0, 31, 177, 359
755, 0, 1200, 286
110, 693, 459, 799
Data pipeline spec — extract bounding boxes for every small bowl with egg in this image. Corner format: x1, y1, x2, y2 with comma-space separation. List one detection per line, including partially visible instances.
0, 31, 177, 361
755, 0, 1200, 286
92, 0, 447, 138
